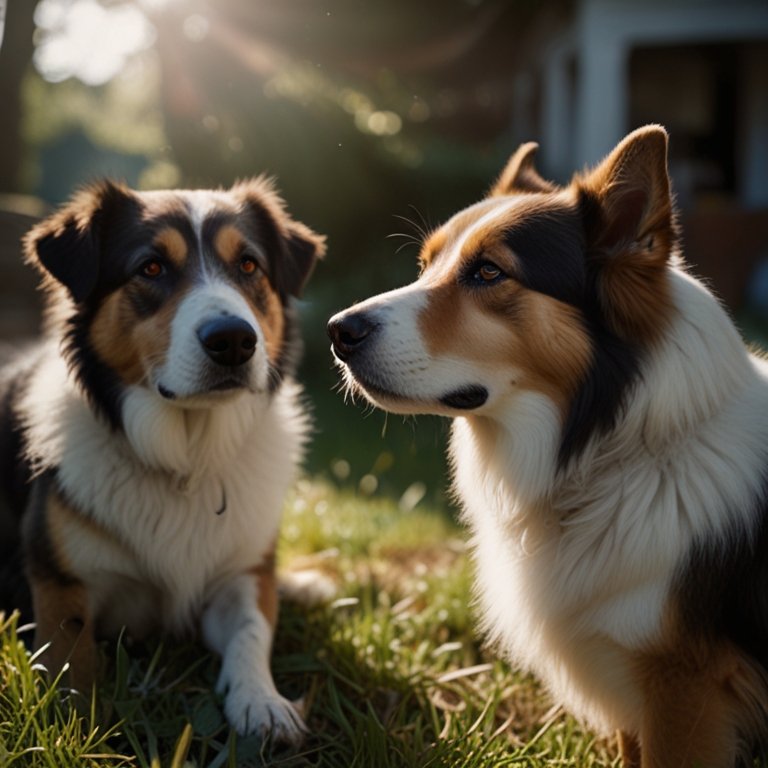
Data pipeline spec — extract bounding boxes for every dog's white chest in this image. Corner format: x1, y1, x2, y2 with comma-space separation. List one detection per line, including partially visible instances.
26, 369, 306, 635
450, 419, 674, 733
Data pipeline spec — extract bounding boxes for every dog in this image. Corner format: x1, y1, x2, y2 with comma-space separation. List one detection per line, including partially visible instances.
328, 125, 768, 766
0, 177, 325, 743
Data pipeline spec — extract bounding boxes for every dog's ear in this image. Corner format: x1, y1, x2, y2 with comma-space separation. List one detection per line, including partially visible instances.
235, 177, 326, 299
577, 124, 673, 253
281, 218, 326, 298
491, 142, 556, 196
576, 124, 676, 340
24, 180, 136, 303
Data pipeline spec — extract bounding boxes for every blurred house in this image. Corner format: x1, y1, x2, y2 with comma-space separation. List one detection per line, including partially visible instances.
508, 0, 768, 312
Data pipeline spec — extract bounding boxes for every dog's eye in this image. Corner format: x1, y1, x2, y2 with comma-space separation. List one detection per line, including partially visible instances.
139, 259, 165, 279
239, 256, 259, 276
474, 262, 503, 283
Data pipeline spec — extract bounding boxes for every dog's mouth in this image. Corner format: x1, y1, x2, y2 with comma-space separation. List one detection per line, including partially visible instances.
343, 366, 488, 414
343, 369, 406, 404
157, 375, 252, 401
439, 385, 489, 410
208, 377, 246, 392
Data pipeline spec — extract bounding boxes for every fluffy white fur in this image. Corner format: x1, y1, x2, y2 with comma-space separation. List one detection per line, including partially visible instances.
203, 573, 307, 739
19, 340, 309, 737
453, 264, 768, 734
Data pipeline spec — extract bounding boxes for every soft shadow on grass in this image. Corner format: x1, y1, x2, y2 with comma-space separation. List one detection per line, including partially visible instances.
1, 480, 623, 767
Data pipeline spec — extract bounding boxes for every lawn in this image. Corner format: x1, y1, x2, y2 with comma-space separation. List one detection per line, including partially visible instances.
0, 478, 621, 768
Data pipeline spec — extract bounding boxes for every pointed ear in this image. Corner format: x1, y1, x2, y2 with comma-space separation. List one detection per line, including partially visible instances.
576, 125, 676, 341
577, 124, 673, 251
24, 180, 134, 303
491, 142, 556, 196
281, 218, 326, 298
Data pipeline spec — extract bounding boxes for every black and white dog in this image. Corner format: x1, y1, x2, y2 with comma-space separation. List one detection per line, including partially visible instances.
0, 177, 324, 742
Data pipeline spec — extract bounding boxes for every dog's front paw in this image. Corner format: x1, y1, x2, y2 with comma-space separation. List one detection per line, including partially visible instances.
223, 685, 308, 744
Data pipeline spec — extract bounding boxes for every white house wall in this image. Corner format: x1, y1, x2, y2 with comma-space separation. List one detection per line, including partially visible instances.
542, 0, 768, 175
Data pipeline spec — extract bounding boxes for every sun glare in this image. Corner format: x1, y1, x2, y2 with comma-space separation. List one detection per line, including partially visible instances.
33, 0, 156, 85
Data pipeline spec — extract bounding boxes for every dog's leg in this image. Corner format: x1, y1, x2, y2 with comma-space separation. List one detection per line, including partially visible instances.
617, 730, 641, 768
202, 550, 306, 743
638, 654, 749, 768
23, 482, 98, 698
30, 576, 97, 698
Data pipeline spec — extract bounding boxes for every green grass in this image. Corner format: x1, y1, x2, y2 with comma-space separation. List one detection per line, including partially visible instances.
1, 479, 622, 767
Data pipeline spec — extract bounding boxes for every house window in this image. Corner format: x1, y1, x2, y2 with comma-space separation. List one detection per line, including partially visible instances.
628, 43, 739, 209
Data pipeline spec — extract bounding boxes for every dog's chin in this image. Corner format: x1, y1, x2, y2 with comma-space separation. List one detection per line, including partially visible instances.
344, 369, 488, 417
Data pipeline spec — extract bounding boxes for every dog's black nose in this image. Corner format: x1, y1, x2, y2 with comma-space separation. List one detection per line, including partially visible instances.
197, 316, 257, 366
327, 312, 375, 361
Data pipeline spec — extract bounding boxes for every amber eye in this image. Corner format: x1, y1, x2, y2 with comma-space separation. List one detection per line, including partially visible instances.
476, 262, 502, 282
240, 257, 259, 275
140, 259, 164, 278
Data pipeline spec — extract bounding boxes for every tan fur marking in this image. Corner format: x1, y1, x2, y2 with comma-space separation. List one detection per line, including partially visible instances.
575, 125, 676, 344
419, 230, 447, 270
31, 493, 102, 696
214, 225, 246, 265
491, 142, 556, 196
250, 547, 278, 627
47, 487, 123, 556
424, 198, 504, 265
419, 275, 592, 415
154, 227, 188, 268
593, 240, 674, 344
459, 235, 521, 277
636, 644, 766, 767
514, 292, 592, 406
32, 577, 97, 695
631, 597, 768, 768
247, 286, 284, 365
89, 289, 182, 385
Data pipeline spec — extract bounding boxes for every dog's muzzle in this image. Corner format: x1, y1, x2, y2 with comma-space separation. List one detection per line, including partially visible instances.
327, 311, 377, 362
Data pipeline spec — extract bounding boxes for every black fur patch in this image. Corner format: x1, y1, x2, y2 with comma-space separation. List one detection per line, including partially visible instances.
21, 470, 78, 585
557, 307, 642, 470
676, 486, 768, 669
0, 353, 37, 622
63, 308, 126, 430
674, 483, 768, 758
503, 208, 586, 308
0, 351, 38, 513
524, 197, 644, 470
489, 197, 645, 468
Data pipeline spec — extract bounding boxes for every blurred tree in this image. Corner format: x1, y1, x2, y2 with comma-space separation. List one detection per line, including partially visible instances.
149, 0, 542, 191
0, 0, 35, 193
144, 0, 550, 290
2, 0, 556, 499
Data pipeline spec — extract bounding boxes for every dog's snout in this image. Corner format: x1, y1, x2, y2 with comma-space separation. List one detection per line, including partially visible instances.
197, 316, 257, 366
327, 312, 376, 361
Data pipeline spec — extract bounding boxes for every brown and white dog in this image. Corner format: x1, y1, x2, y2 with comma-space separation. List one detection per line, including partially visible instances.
328, 126, 768, 766
0, 178, 324, 742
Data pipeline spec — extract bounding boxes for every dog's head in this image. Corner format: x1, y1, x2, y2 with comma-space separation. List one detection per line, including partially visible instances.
26, 178, 325, 427
329, 125, 677, 467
